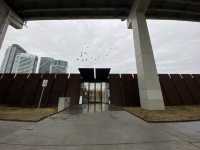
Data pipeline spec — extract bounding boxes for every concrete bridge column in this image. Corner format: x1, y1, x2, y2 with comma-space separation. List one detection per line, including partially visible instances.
0, 0, 10, 49
0, 17, 9, 49
128, 0, 165, 110
0, 0, 24, 49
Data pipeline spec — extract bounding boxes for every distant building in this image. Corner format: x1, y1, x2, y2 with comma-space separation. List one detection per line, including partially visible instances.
0, 44, 26, 73
38, 57, 54, 73
50, 60, 68, 74
38, 57, 68, 74
12, 53, 38, 73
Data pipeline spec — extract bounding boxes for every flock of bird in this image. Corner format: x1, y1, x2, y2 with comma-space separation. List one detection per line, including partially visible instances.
75, 47, 110, 64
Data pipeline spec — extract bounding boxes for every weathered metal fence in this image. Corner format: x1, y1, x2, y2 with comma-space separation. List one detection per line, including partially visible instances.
0, 74, 199, 107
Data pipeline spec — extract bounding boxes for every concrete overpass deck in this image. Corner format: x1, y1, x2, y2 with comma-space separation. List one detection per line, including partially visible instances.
5, 0, 200, 21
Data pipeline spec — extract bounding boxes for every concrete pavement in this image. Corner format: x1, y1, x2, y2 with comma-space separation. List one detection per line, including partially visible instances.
0, 105, 199, 150
0, 121, 33, 139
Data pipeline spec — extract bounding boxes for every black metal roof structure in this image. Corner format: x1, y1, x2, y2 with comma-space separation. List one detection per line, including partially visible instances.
79, 68, 94, 82
5, 0, 200, 22
79, 68, 110, 82
96, 68, 111, 82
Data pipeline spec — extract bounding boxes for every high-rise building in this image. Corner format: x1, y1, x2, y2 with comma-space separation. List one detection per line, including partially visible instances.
50, 60, 68, 74
38, 57, 68, 74
38, 57, 54, 73
0, 44, 26, 73
12, 53, 38, 73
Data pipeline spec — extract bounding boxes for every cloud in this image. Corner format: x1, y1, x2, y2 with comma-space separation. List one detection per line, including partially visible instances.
1, 19, 200, 73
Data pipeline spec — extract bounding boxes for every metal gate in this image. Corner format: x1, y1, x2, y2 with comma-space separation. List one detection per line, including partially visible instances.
81, 82, 110, 104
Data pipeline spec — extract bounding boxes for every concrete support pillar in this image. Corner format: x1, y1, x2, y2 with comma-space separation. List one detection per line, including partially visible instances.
0, 0, 24, 49
128, 0, 165, 110
0, 2, 9, 49
0, 19, 9, 49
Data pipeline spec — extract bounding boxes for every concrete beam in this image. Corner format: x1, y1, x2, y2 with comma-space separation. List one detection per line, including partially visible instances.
128, 0, 165, 110
127, 0, 151, 29
8, 11, 24, 29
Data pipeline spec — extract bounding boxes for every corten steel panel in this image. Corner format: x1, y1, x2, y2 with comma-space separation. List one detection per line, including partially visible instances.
159, 74, 181, 106
192, 74, 200, 103
0, 74, 4, 104
170, 74, 194, 105
182, 74, 200, 105
158, 75, 168, 106
5, 74, 27, 106
21, 74, 42, 107
191, 74, 200, 104
66, 74, 81, 105
109, 74, 123, 106
121, 74, 133, 106
192, 74, 200, 87
121, 74, 140, 106
0, 74, 15, 105
48, 74, 68, 107
132, 74, 140, 106
121, 74, 128, 106
35, 74, 55, 107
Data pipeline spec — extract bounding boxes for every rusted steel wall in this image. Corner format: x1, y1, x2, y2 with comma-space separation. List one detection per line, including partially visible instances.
110, 74, 200, 107
192, 74, 200, 104
0, 74, 15, 105
48, 74, 68, 107
170, 74, 194, 105
21, 74, 42, 107
109, 74, 140, 107
66, 74, 81, 105
6, 74, 27, 106
0, 74, 199, 107
182, 74, 200, 105
121, 74, 140, 106
159, 74, 181, 106
109, 74, 123, 106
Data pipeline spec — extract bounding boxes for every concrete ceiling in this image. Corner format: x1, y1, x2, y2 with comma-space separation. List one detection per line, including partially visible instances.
5, 0, 200, 22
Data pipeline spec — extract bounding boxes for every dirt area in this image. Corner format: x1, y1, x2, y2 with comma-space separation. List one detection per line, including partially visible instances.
0, 106, 57, 122
124, 105, 200, 123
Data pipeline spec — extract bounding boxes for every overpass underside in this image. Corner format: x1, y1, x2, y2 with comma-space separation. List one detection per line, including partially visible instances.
4, 0, 200, 21
0, 0, 200, 110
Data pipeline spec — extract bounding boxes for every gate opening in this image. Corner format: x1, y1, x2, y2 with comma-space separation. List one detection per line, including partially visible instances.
81, 82, 110, 104
79, 68, 111, 108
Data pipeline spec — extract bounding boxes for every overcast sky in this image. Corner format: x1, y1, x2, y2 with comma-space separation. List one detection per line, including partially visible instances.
1, 19, 200, 73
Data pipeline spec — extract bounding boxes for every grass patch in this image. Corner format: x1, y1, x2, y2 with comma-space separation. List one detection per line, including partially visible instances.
0, 106, 57, 122
124, 105, 200, 123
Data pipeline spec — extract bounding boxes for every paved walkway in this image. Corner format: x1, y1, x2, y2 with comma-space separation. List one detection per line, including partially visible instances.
0, 105, 199, 149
